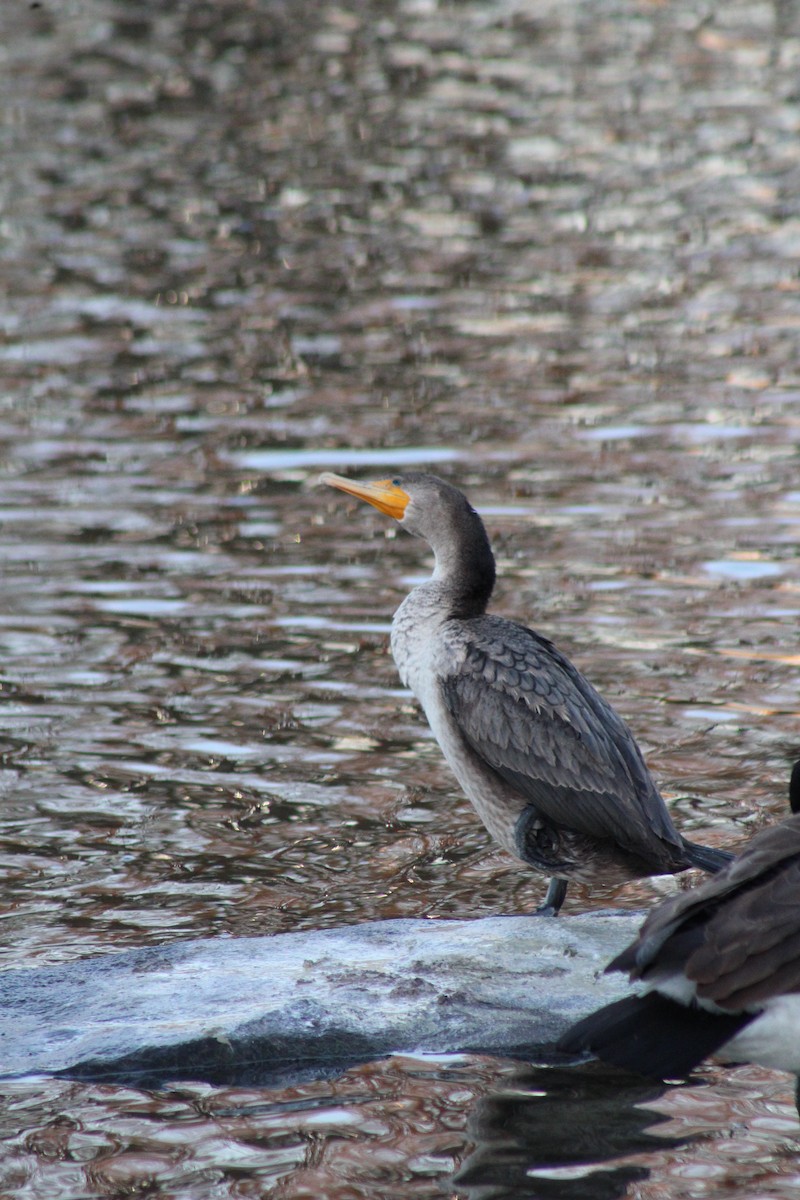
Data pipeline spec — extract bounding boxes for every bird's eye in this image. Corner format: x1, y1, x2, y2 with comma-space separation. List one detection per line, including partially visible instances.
392, 477, 401, 486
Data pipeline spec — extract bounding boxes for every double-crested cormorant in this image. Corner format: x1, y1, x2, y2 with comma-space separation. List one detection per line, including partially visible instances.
321, 471, 732, 913
559, 763, 800, 1110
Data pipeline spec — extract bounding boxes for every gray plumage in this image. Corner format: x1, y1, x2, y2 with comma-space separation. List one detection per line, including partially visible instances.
322, 471, 732, 912
441, 619, 685, 862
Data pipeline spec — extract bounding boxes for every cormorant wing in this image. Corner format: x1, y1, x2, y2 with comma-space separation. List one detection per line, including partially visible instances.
440, 616, 683, 858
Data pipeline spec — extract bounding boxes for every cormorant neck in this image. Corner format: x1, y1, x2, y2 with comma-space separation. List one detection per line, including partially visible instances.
428, 505, 496, 618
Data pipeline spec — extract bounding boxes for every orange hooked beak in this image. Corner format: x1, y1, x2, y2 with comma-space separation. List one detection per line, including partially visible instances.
320, 473, 410, 520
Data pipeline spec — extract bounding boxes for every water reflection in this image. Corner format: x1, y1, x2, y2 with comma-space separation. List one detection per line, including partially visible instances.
702, 559, 783, 581
0, 1056, 497, 1198
455, 1064, 678, 1200
226, 445, 461, 472
1, 1057, 796, 1200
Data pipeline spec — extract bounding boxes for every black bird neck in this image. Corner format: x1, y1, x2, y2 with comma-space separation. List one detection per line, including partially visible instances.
429, 503, 496, 618
791, 760, 800, 814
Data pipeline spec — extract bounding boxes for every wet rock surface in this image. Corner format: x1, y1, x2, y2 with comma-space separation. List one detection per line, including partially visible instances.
0, 914, 639, 1086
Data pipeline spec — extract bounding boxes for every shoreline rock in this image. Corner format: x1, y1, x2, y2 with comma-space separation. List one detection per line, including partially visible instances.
0, 914, 640, 1087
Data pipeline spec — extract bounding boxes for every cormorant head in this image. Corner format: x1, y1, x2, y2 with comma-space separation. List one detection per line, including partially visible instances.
320, 471, 481, 548
321, 471, 495, 612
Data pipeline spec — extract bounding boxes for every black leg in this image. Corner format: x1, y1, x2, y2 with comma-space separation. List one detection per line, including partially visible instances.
535, 876, 568, 916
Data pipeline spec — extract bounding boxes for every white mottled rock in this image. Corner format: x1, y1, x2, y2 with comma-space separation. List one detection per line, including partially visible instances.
0, 914, 641, 1085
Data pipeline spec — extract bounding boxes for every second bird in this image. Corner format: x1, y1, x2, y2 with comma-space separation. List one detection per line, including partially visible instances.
321, 472, 732, 912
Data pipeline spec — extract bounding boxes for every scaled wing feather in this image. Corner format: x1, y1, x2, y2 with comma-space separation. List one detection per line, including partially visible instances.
441, 616, 682, 858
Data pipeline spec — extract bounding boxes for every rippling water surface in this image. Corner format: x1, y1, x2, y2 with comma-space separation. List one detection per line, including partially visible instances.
2, 0, 800, 1194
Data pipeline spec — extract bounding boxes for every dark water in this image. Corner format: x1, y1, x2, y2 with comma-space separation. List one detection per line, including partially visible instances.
2, 0, 800, 1194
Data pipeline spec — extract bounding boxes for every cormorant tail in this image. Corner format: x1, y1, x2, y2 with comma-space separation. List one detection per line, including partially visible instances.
682, 839, 735, 874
